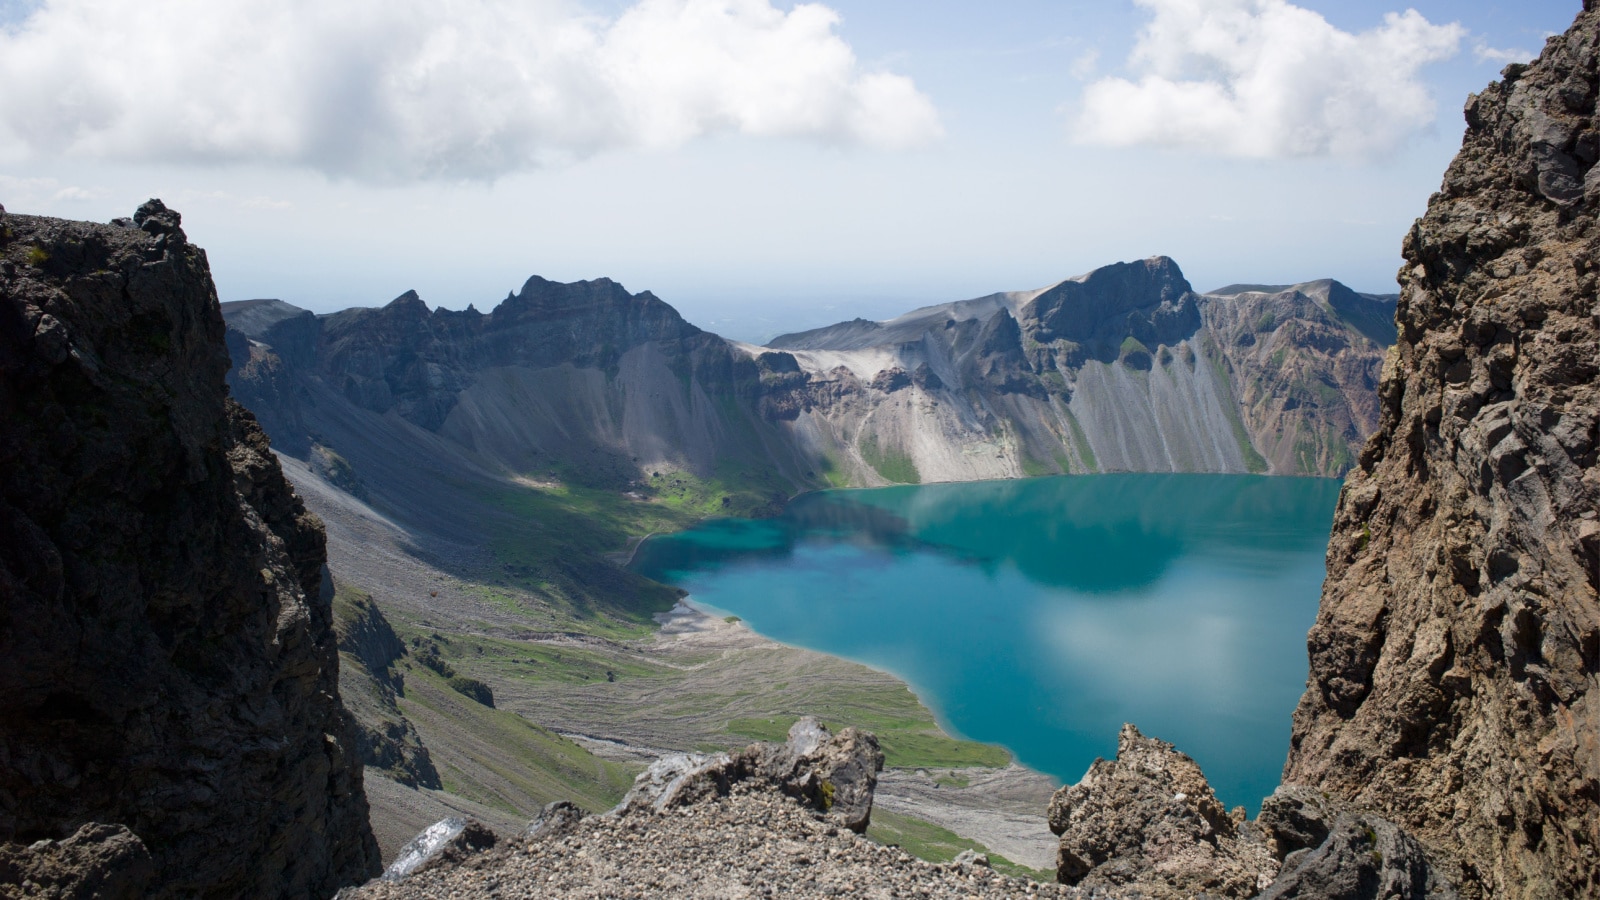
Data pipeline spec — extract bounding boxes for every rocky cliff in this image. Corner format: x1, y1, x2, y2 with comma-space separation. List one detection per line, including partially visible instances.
226, 258, 1389, 508
1282, 6, 1600, 899
0, 201, 380, 896
224, 277, 815, 493
768, 259, 1394, 483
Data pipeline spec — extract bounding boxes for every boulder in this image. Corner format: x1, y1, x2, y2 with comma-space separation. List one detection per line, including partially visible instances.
1047, 724, 1277, 898
0, 823, 154, 899
614, 717, 884, 833
1258, 787, 1458, 900
525, 801, 586, 841
381, 817, 497, 882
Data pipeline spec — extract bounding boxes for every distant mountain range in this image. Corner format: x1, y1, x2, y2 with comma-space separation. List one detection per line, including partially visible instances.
219, 254, 1397, 859
223, 256, 1395, 497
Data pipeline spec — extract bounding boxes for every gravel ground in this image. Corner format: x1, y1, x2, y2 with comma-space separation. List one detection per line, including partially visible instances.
348, 786, 1081, 899
874, 767, 1060, 871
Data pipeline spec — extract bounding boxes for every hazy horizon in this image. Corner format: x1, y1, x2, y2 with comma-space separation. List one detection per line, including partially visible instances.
0, 0, 1582, 341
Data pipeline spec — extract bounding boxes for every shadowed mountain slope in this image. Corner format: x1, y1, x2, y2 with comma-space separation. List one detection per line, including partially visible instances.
0, 200, 380, 897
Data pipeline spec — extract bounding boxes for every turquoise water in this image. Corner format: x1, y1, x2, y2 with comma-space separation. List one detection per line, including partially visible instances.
631, 474, 1341, 812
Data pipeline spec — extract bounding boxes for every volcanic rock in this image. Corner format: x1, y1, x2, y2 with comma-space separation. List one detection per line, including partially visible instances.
1046, 724, 1277, 898
615, 717, 884, 833
0, 201, 380, 896
1281, 6, 1600, 898
1257, 787, 1457, 900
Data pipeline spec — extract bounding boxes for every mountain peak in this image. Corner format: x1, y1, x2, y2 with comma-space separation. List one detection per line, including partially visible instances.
386, 289, 427, 311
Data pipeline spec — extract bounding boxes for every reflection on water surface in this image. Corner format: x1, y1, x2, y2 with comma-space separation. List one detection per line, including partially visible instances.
632, 474, 1341, 812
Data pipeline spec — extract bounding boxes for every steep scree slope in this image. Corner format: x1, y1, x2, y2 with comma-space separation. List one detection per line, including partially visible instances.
225, 277, 815, 490
0, 201, 380, 896
1282, 8, 1600, 899
768, 258, 1394, 481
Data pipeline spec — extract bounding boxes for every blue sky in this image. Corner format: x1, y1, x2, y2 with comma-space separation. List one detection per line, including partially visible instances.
0, 0, 1583, 340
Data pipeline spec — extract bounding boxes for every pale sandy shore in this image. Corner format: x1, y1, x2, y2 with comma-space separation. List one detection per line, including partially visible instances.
284, 455, 1063, 871
630, 602, 1062, 871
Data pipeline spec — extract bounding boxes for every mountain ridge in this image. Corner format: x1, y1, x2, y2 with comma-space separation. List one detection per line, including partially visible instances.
225, 254, 1391, 499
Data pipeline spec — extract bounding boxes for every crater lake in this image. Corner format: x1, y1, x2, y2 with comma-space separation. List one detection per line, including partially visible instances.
631, 473, 1342, 811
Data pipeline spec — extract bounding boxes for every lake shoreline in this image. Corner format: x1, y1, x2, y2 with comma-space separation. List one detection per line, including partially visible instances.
630, 474, 1341, 815
649, 600, 1063, 872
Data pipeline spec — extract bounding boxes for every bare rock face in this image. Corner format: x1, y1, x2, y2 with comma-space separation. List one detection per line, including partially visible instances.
1281, 7, 1600, 899
768, 258, 1392, 482
1204, 280, 1395, 476
1046, 724, 1277, 898
1257, 787, 1458, 900
615, 717, 885, 833
0, 823, 154, 899
0, 202, 380, 895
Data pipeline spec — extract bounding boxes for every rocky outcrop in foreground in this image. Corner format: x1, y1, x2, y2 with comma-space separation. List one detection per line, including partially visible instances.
0, 202, 380, 895
1048, 725, 1277, 898
613, 717, 883, 832
351, 721, 1065, 899
1047, 725, 1457, 900
1282, 5, 1600, 899
356, 784, 1066, 900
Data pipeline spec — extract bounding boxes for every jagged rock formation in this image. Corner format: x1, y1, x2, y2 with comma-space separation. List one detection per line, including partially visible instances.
1256, 788, 1458, 900
1205, 280, 1394, 475
1046, 727, 1457, 900
1282, 7, 1600, 899
1047, 724, 1277, 898
223, 280, 816, 493
224, 259, 1389, 507
615, 717, 883, 833
0, 201, 380, 895
768, 259, 1394, 482
351, 725, 1060, 899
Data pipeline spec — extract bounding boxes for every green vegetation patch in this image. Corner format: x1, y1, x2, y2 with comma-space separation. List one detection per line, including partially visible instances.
865, 810, 1052, 882
1203, 341, 1269, 474
858, 433, 921, 485
647, 460, 791, 520
816, 454, 851, 489
1062, 408, 1098, 472
1019, 454, 1054, 478
727, 713, 1008, 770
393, 624, 667, 689
477, 480, 693, 638
396, 660, 638, 816
447, 675, 495, 706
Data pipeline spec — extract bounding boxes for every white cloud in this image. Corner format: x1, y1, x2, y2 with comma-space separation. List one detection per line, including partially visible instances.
175, 190, 294, 212
0, 0, 941, 182
1474, 40, 1533, 65
1076, 0, 1465, 160
0, 173, 100, 205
